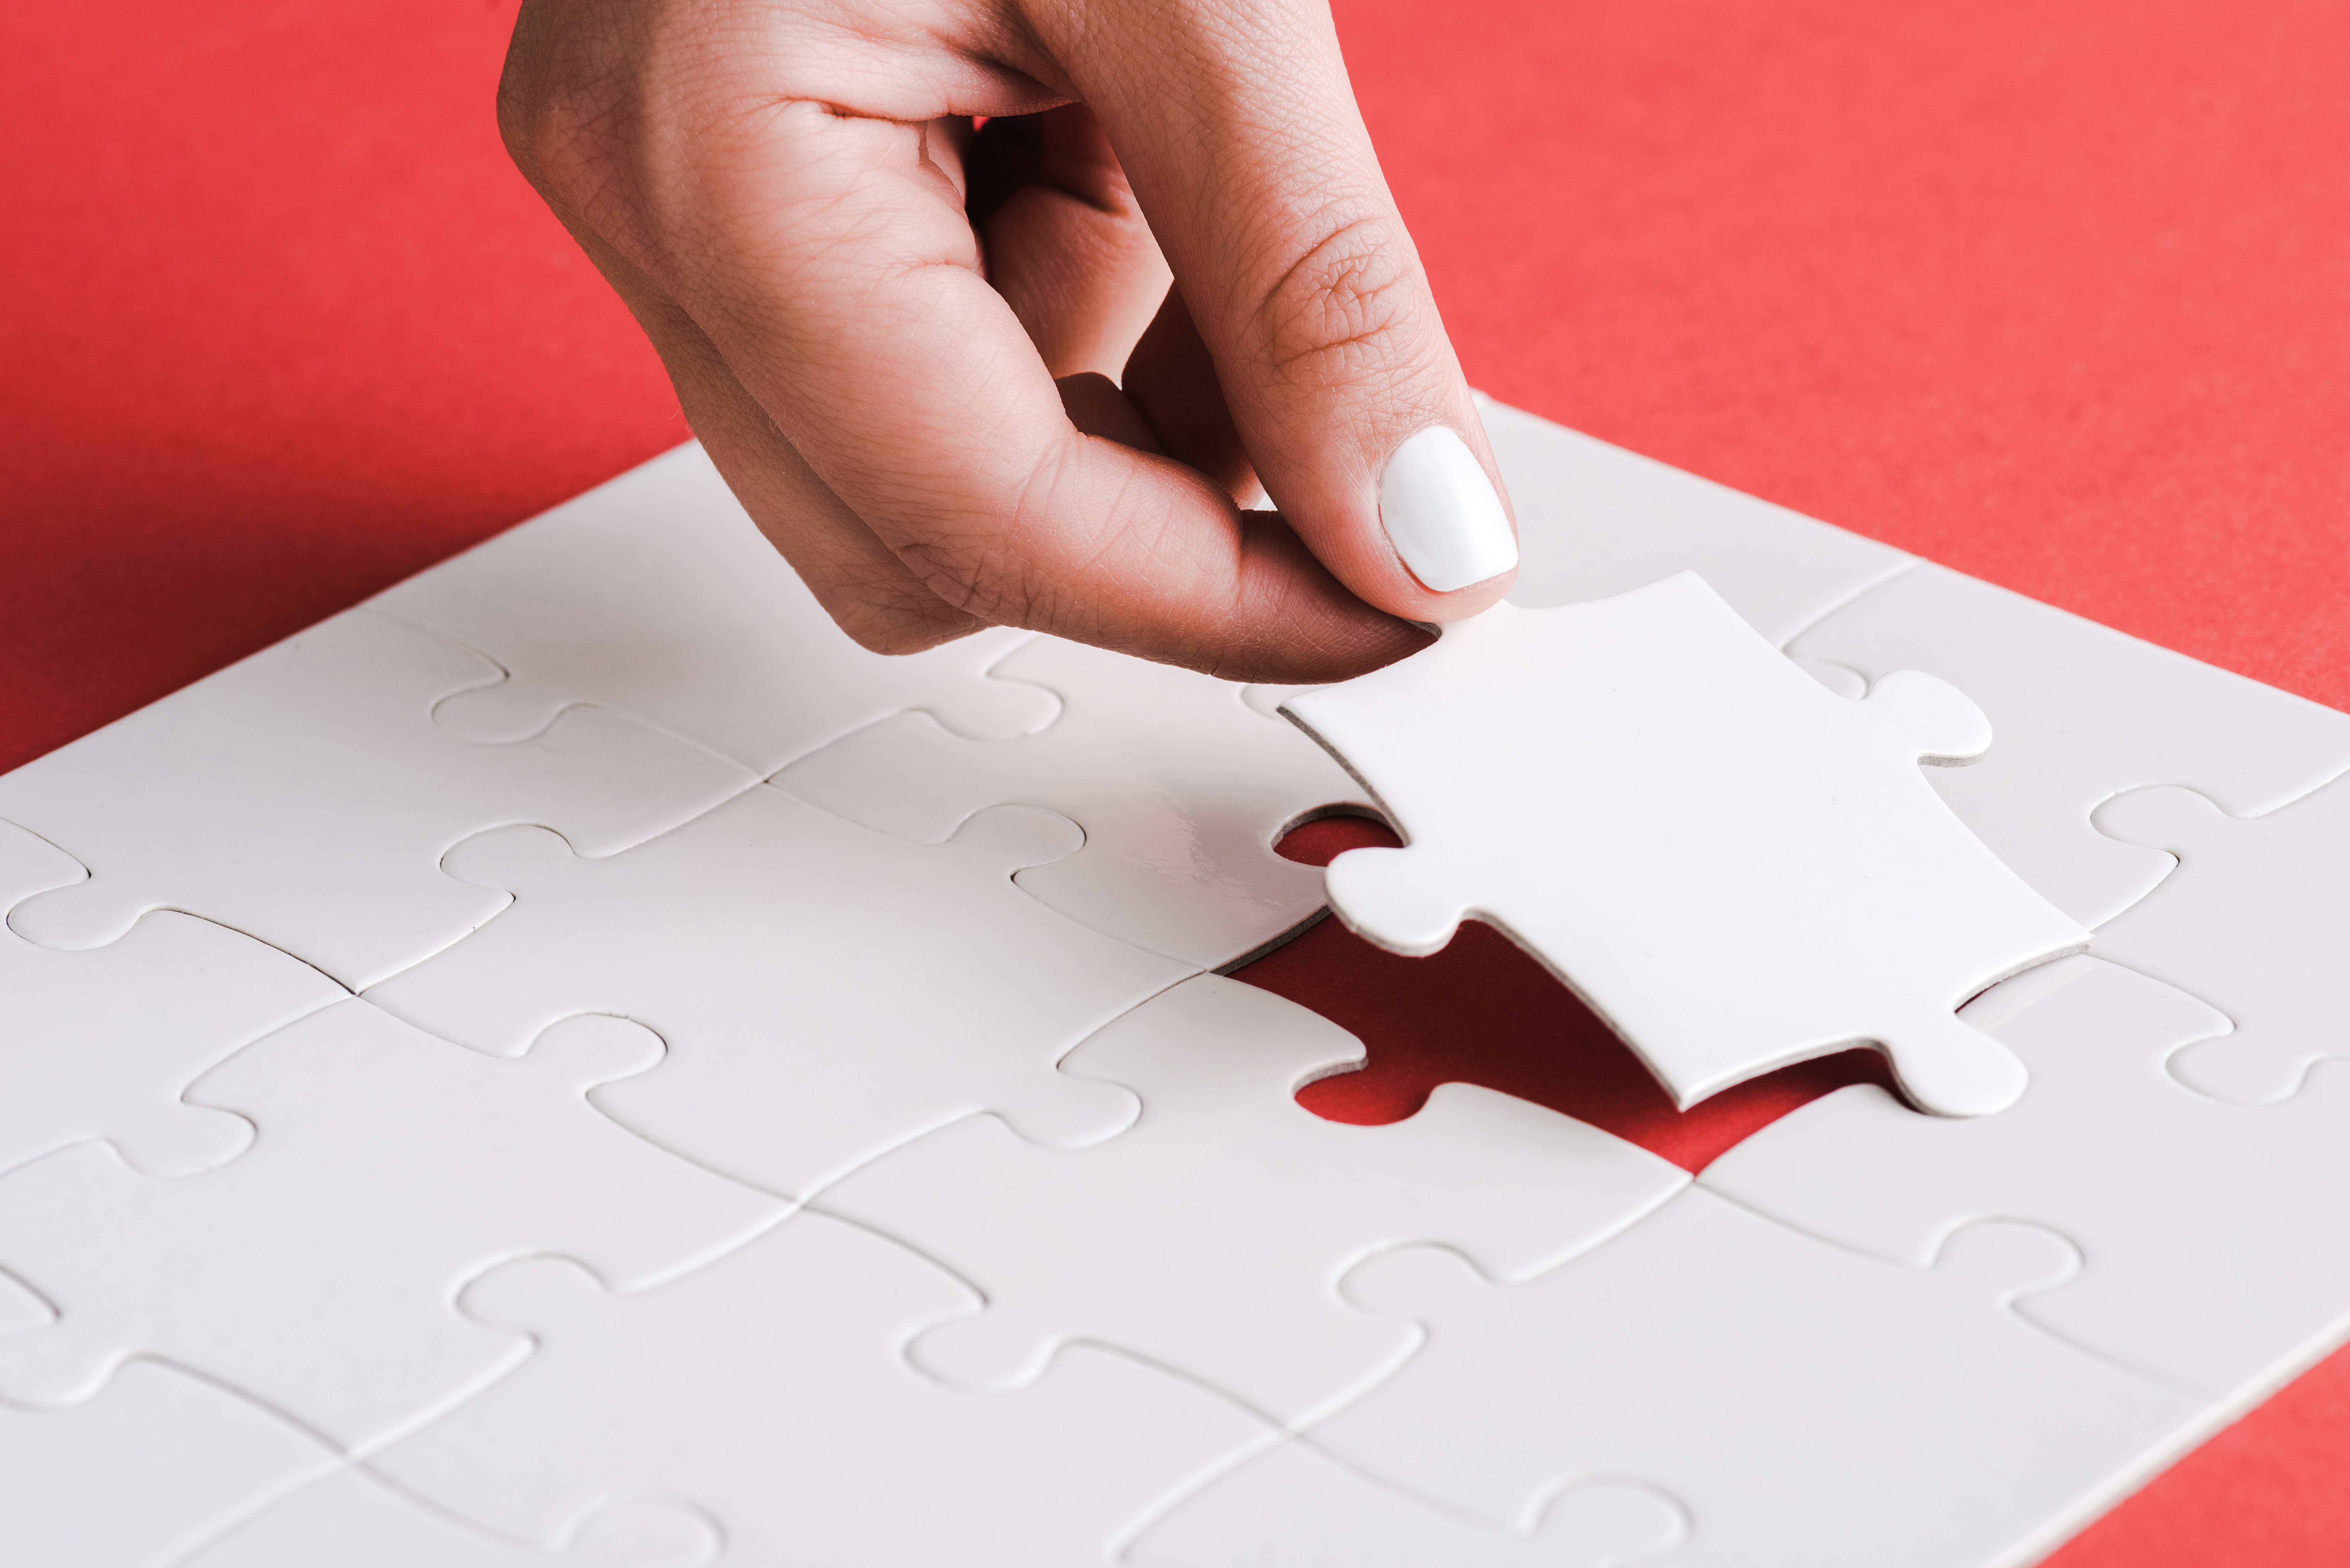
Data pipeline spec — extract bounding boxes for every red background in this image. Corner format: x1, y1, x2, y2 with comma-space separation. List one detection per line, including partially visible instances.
5, 0, 2346, 1557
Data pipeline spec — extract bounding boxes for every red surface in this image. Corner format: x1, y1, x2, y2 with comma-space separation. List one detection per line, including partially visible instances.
5, 1, 2347, 1559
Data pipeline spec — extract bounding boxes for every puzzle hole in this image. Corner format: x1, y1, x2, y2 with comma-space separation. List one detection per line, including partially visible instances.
1243, 816, 1896, 1172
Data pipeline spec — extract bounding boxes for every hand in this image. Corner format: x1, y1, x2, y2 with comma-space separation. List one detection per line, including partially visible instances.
497, 0, 1519, 682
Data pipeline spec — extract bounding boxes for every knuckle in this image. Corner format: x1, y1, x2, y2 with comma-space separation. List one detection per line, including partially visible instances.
1247, 212, 1427, 385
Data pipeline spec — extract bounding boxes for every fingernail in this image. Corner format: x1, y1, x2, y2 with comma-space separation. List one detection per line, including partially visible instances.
1378, 426, 1519, 592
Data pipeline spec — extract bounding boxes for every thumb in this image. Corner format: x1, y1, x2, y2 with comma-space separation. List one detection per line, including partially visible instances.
1049, 0, 1517, 618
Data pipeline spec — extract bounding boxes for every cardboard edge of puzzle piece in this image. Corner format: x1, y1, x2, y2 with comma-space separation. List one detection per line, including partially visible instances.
1282, 575, 2087, 1119
369, 441, 1060, 769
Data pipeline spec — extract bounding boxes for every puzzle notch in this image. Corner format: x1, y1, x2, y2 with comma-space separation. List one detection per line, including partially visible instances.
372, 441, 1059, 767
820, 973, 1688, 1427
0, 1002, 785, 1451
2092, 775, 2350, 1105
0, 609, 756, 990
775, 635, 1371, 970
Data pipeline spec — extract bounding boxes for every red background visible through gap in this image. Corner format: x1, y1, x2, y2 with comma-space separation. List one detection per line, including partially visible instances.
5, 2, 2348, 1561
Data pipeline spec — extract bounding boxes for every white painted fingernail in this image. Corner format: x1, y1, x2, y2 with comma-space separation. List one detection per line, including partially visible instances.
1377, 426, 1518, 592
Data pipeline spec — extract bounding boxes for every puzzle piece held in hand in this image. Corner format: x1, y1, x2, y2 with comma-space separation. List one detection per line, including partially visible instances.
185, 1470, 720, 1568
1281, 573, 2089, 1117
0, 1002, 783, 1450
1789, 564, 2350, 927
1133, 1443, 1687, 1568
0, 610, 756, 989
372, 1214, 1269, 1567
821, 974, 1687, 1426
1315, 1192, 2204, 1566
2090, 776, 2350, 1104
1704, 955, 2350, 1397
366, 788, 1193, 1200
0, 820, 343, 1176
777, 637, 1370, 969
0, 1360, 335, 1568
372, 443, 1056, 768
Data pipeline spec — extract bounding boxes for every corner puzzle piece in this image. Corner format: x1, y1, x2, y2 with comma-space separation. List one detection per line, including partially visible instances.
0, 610, 755, 990
0, 1002, 783, 1451
371, 1214, 1270, 1567
185, 1471, 718, 1568
367, 788, 1191, 1201
1314, 1191, 2206, 1567
2, 820, 344, 1176
775, 638, 1370, 969
1477, 397, 1915, 645
1282, 573, 2088, 1117
370, 442, 1056, 768
0, 1360, 335, 1568
1789, 564, 2350, 926
820, 974, 1687, 1426
2092, 778, 2350, 1104
1703, 955, 2350, 1398
1133, 1443, 1686, 1568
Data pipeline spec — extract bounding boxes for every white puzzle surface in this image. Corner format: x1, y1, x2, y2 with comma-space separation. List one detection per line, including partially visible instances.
3, 403, 2345, 1565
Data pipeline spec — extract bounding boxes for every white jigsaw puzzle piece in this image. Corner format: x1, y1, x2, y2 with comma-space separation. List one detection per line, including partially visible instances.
1478, 396, 1915, 644
1282, 573, 2089, 1117
2090, 775, 2350, 1103
365, 787, 1194, 1200
1, 819, 345, 1176
1703, 955, 2350, 1398
370, 1213, 1271, 1567
0, 609, 757, 990
0, 1360, 335, 1568
0, 1001, 784, 1451
775, 638, 1370, 969
820, 974, 1687, 1426
1314, 1191, 2207, 1567
1787, 563, 2350, 926
370, 442, 1058, 767
1133, 1443, 1687, 1568
182, 1470, 720, 1568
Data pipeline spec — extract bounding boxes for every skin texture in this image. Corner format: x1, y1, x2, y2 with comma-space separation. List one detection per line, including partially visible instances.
497, 0, 1516, 682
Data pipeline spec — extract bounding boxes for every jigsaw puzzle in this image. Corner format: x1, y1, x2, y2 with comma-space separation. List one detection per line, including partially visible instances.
4, 406, 2346, 1567
0, 610, 754, 990
0, 1002, 782, 1451
1281, 572, 2089, 1117
2091, 773, 2350, 1104
1704, 955, 2350, 1397
1311, 1192, 2204, 1566
819, 973, 1687, 1425
775, 638, 1370, 969
363, 788, 1191, 1200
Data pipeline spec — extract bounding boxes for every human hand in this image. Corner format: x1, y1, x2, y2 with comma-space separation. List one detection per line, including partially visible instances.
497, 0, 1518, 682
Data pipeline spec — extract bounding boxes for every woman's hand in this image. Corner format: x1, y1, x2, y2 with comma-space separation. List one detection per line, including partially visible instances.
498, 0, 1518, 682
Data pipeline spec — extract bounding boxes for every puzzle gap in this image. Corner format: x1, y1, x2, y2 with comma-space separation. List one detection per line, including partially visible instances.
1243, 815, 1896, 1171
